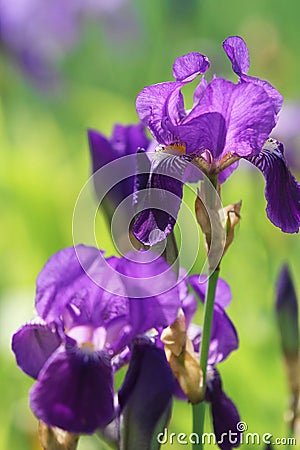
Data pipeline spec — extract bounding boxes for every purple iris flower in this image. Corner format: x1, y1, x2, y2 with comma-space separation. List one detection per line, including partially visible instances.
88, 123, 150, 226
12, 245, 180, 434
186, 275, 241, 450
133, 35, 300, 245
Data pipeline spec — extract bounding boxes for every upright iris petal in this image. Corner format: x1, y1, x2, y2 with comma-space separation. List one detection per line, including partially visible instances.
136, 52, 210, 147
223, 35, 283, 116
172, 52, 210, 82
35, 245, 113, 323
181, 78, 276, 158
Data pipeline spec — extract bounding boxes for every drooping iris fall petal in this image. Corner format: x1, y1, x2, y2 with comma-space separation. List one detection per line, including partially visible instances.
246, 139, 300, 233
30, 344, 114, 434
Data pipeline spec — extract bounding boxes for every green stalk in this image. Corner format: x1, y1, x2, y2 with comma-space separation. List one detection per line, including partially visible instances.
192, 269, 220, 450
199, 269, 220, 387
192, 403, 205, 449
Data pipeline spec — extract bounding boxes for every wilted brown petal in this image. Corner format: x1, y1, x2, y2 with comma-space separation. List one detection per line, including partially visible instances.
161, 311, 204, 404
223, 200, 242, 254
38, 422, 79, 450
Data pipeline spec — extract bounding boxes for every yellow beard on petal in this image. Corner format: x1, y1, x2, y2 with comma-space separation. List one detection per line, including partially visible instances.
79, 341, 95, 352
163, 142, 187, 156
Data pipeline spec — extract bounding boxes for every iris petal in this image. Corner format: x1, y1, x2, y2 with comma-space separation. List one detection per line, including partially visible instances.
88, 124, 149, 210
132, 153, 189, 245
209, 305, 239, 365
246, 139, 300, 233
189, 275, 232, 308
12, 321, 61, 379
119, 342, 174, 449
222, 36, 250, 75
206, 369, 241, 450
223, 36, 283, 115
172, 52, 210, 82
182, 78, 276, 159
35, 245, 127, 325
30, 344, 114, 434
115, 250, 180, 333
136, 81, 184, 145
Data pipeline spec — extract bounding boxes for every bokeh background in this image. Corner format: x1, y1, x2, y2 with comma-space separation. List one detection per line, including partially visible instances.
1, 0, 300, 449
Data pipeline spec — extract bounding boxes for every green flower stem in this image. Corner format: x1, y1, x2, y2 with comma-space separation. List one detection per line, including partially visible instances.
192, 402, 205, 450
192, 268, 220, 450
199, 269, 220, 386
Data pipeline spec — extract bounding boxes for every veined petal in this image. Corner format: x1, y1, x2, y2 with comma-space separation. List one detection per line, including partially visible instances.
172, 52, 210, 82
35, 245, 128, 325
240, 74, 283, 116
12, 321, 61, 379
172, 111, 226, 155
222, 36, 250, 75
206, 369, 241, 450
132, 175, 183, 245
189, 275, 232, 308
136, 53, 210, 146
193, 76, 208, 105
184, 78, 276, 159
36, 245, 101, 321
136, 81, 183, 145
246, 139, 300, 233
30, 345, 114, 434
132, 153, 188, 245
223, 36, 283, 115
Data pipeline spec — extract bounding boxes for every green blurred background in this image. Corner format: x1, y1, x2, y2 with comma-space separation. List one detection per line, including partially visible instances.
1, 0, 300, 449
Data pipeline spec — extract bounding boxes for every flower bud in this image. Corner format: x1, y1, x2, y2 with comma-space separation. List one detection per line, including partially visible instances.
275, 264, 300, 432
276, 264, 299, 356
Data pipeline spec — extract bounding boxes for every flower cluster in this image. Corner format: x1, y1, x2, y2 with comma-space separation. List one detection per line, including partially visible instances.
12, 35, 300, 450
12, 245, 240, 449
